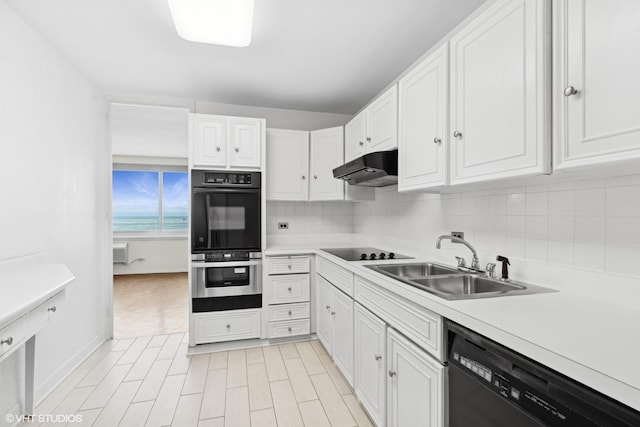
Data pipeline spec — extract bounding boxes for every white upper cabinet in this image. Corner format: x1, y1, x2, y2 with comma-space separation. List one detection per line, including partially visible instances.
345, 111, 367, 162
554, 0, 640, 169
345, 85, 398, 162
309, 126, 345, 201
367, 85, 398, 153
190, 114, 263, 169
398, 43, 449, 191
192, 115, 226, 167
228, 117, 262, 168
449, 0, 550, 185
266, 129, 309, 201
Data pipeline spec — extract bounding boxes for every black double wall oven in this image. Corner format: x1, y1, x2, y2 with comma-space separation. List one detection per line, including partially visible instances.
191, 170, 262, 313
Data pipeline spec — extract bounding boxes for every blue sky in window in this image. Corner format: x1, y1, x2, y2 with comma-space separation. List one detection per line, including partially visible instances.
162, 172, 188, 217
112, 170, 159, 217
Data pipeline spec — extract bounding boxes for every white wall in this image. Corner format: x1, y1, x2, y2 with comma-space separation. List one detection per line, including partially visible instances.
195, 100, 352, 130
352, 174, 640, 309
112, 238, 188, 275
0, 2, 109, 421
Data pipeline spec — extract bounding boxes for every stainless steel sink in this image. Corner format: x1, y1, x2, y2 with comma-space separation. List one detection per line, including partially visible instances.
370, 263, 458, 278
364, 262, 555, 300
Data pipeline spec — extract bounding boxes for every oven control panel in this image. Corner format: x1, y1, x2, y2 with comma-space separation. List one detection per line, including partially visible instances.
192, 251, 262, 262
204, 172, 252, 185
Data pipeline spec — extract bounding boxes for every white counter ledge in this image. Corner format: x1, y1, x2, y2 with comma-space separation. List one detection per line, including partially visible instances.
265, 239, 640, 412
0, 259, 74, 416
0, 263, 74, 328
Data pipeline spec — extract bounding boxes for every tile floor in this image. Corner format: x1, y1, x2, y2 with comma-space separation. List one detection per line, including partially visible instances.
29, 335, 373, 426
113, 273, 188, 338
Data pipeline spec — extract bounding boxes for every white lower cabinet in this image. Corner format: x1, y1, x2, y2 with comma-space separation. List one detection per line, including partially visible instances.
387, 328, 444, 427
315, 275, 354, 385
354, 303, 387, 427
192, 309, 261, 345
265, 255, 312, 339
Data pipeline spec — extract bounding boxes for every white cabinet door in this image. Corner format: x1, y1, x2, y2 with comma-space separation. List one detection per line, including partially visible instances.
228, 117, 262, 168
192, 114, 226, 168
398, 43, 449, 191
449, 0, 550, 185
266, 129, 309, 200
354, 303, 386, 427
387, 328, 444, 427
331, 286, 354, 386
309, 127, 345, 201
345, 110, 366, 162
316, 276, 333, 353
367, 84, 398, 153
554, 0, 640, 169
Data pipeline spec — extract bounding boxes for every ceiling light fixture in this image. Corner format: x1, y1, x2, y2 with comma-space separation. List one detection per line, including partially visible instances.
166, 0, 255, 47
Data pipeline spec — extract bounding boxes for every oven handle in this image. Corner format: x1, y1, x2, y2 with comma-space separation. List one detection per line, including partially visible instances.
192, 260, 262, 268
193, 188, 260, 194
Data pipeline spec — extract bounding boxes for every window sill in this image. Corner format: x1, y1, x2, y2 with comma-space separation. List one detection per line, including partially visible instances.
113, 233, 188, 241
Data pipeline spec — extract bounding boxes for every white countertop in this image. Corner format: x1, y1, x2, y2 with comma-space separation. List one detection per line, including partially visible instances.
266, 238, 640, 412
0, 263, 75, 328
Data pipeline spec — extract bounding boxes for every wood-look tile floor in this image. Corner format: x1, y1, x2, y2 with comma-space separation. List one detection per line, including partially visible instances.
113, 273, 188, 338
29, 335, 374, 427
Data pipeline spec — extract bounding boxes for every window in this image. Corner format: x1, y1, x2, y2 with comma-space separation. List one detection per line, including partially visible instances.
112, 168, 188, 233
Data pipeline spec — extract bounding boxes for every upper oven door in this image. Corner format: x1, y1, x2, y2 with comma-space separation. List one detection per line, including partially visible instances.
191, 188, 261, 252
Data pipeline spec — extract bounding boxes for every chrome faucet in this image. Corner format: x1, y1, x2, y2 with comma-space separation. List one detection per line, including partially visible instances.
436, 233, 482, 272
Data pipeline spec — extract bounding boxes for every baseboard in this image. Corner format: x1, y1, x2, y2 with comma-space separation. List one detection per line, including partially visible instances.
35, 332, 108, 404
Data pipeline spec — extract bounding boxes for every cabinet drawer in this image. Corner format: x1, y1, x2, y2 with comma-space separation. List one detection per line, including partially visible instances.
355, 276, 442, 362
267, 274, 310, 304
267, 256, 310, 275
193, 309, 261, 344
30, 291, 65, 330
267, 302, 310, 322
0, 315, 29, 359
317, 256, 354, 296
268, 319, 310, 339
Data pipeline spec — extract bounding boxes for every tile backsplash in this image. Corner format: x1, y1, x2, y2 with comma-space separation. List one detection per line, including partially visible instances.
267, 201, 353, 235
351, 173, 640, 279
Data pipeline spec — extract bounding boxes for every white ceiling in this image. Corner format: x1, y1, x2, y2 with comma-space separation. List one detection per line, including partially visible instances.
4, 0, 484, 114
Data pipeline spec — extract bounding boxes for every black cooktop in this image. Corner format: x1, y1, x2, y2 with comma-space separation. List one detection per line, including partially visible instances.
321, 247, 412, 262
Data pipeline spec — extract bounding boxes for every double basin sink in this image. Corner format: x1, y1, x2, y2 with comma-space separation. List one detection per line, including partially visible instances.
365, 262, 554, 300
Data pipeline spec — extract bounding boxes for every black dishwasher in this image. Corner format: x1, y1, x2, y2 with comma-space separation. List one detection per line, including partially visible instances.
445, 320, 640, 427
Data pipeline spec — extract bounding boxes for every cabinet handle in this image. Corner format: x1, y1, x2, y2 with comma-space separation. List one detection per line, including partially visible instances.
564, 86, 578, 97
375, 354, 382, 361
287, 287, 292, 292
288, 311, 292, 316
1, 336, 14, 346
388, 370, 397, 377
288, 265, 292, 269
48, 306, 57, 312
331, 311, 336, 316
366, 137, 371, 142
302, 175, 306, 180
216, 146, 221, 152
234, 147, 240, 152
226, 324, 231, 329
359, 141, 364, 146
453, 130, 463, 138
288, 327, 292, 332
325, 305, 330, 310
433, 137, 441, 145
313, 175, 318, 179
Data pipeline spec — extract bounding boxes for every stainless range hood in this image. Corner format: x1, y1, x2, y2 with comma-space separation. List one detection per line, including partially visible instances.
333, 149, 398, 187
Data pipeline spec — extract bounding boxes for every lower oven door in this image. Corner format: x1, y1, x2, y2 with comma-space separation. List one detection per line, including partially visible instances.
192, 260, 262, 298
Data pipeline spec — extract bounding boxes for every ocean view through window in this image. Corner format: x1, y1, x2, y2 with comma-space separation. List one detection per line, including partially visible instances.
112, 169, 188, 233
